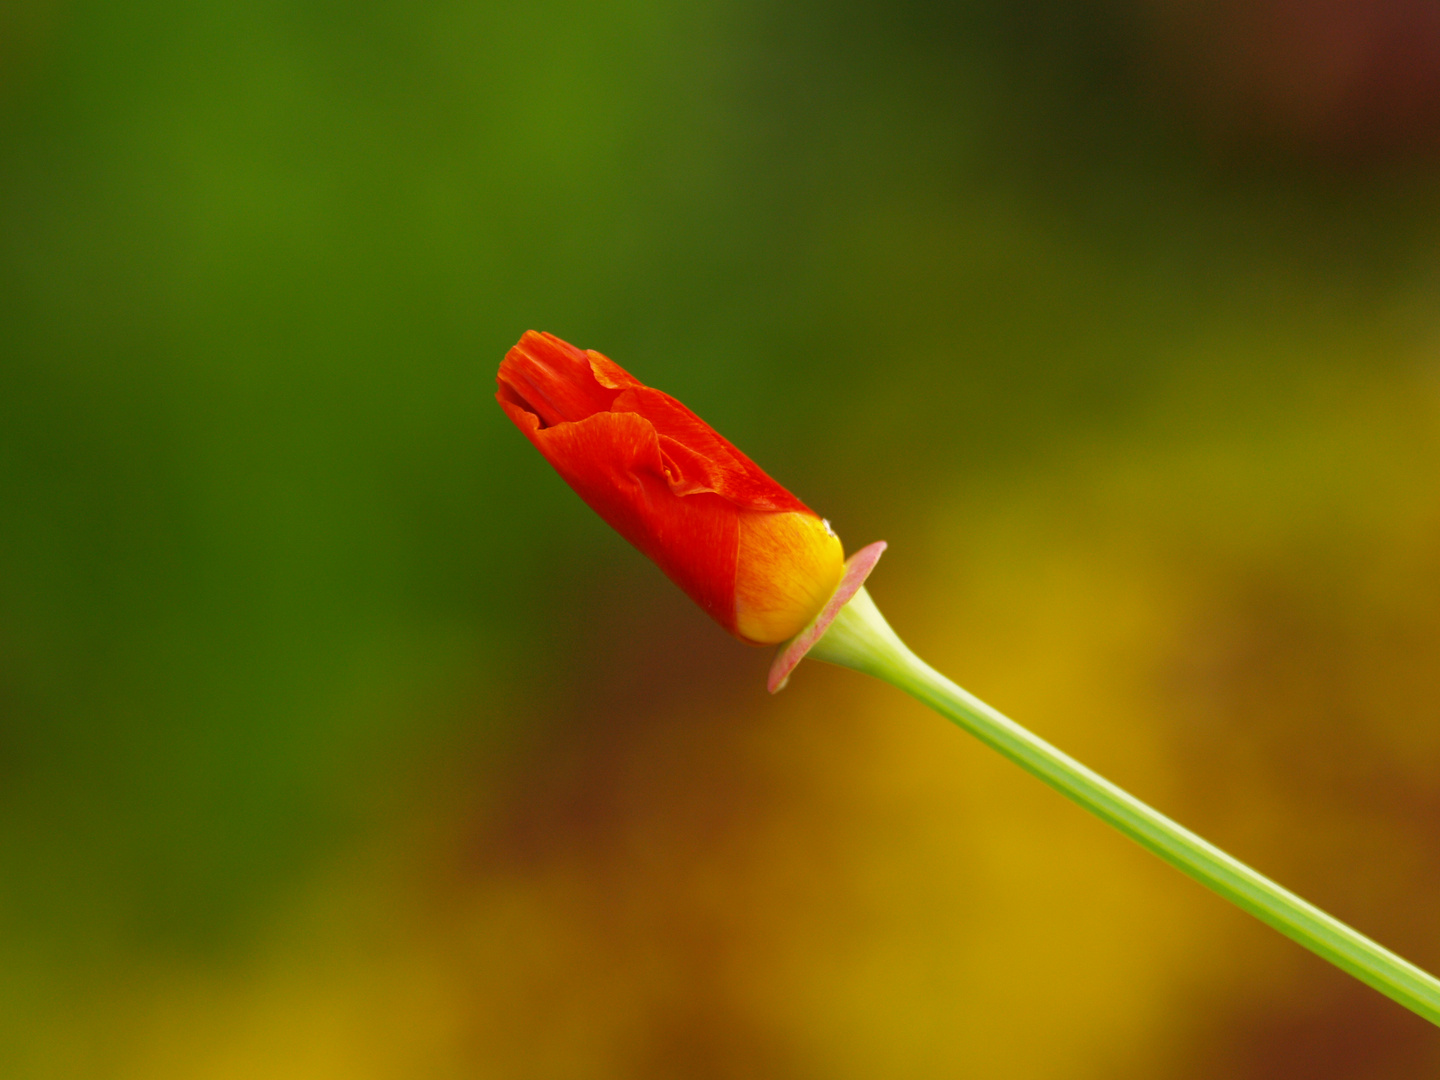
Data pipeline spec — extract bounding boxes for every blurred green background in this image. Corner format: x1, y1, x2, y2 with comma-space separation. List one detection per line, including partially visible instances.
4, 0, 1440, 1075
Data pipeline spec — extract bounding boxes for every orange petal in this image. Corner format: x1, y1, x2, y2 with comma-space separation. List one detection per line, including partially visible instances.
733, 511, 846, 644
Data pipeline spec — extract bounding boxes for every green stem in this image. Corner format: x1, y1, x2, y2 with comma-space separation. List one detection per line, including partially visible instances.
806, 585, 1440, 1026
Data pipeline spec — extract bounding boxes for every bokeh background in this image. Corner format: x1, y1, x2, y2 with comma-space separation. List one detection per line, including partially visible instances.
5, 0, 1440, 1076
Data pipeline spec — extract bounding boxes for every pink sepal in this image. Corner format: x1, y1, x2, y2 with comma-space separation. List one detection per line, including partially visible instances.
766, 540, 887, 693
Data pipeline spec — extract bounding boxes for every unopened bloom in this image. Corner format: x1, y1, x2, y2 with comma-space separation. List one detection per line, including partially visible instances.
497, 331, 845, 644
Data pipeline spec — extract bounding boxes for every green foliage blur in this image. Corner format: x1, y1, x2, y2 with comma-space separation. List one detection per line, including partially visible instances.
4, 1, 1440, 1075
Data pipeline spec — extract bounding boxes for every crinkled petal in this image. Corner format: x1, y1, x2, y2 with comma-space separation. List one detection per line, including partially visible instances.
609, 386, 810, 513
499, 397, 739, 633
498, 332, 618, 427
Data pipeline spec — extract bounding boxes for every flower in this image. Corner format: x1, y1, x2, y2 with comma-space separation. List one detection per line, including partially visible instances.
496, 330, 846, 645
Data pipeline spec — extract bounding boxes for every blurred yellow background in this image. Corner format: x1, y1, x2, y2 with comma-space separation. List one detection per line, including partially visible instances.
3, 1, 1440, 1076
